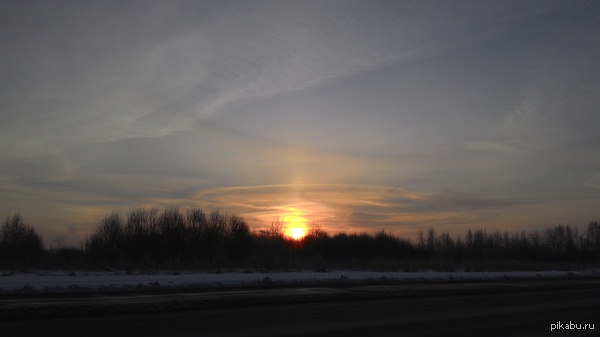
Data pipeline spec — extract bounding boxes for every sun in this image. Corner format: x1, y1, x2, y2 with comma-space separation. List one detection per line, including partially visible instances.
287, 227, 308, 240
283, 215, 308, 240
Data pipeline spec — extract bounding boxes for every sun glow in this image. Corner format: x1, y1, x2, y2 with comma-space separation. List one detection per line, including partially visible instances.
287, 227, 308, 240
283, 215, 308, 240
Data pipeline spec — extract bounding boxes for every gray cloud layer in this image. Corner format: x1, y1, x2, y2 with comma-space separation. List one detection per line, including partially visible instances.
1, 1, 599, 243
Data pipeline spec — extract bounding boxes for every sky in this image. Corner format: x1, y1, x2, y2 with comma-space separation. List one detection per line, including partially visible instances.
1, 0, 600, 245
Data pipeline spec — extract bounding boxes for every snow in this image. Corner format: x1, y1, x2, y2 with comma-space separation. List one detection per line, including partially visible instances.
1, 269, 597, 295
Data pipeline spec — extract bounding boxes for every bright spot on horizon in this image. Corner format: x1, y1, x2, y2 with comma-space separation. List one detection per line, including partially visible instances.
283, 214, 308, 240
287, 227, 308, 240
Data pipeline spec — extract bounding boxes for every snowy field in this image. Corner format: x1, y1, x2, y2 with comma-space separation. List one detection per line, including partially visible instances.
1, 269, 598, 295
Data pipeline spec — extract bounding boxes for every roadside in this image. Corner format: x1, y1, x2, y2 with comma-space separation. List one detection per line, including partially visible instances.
1, 275, 599, 320
2, 269, 598, 295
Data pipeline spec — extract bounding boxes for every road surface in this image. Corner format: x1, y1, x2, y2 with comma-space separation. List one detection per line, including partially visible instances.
3, 285, 598, 337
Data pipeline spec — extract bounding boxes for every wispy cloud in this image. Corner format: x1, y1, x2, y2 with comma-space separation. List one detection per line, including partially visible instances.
466, 142, 523, 156
584, 173, 600, 190
189, 184, 524, 235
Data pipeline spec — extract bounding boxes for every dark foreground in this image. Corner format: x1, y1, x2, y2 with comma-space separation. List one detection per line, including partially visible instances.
3, 283, 599, 337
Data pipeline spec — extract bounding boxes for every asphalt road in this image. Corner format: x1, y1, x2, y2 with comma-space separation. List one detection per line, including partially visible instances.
3, 286, 599, 337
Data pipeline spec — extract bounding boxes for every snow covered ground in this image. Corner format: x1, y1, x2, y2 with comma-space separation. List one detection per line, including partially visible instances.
1, 269, 598, 295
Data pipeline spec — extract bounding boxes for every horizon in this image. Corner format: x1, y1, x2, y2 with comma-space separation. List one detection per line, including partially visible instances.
1, 1, 600, 246
4, 205, 598, 248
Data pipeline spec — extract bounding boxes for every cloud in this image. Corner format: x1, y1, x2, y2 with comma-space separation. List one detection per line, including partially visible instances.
1, 1, 423, 159
189, 184, 523, 234
466, 142, 523, 155
422, 190, 528, 211
584, 173, 600, 190
184, 2, 422, 121
2, 1, 578, 158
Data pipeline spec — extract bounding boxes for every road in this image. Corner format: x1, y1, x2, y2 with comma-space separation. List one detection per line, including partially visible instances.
3, 285, 599, 337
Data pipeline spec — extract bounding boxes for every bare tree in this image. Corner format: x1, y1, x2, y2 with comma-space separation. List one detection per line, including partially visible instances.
1, 213, 44, 259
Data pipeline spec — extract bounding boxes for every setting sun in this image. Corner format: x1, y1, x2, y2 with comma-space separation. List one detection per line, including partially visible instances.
286, 227, 308, 240
283, 215, 308, 240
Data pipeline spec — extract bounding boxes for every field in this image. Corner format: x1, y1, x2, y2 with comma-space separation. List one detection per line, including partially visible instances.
2, 269, 596, 296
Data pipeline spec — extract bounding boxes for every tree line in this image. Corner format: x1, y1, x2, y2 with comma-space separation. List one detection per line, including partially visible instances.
1, 207, 600, 270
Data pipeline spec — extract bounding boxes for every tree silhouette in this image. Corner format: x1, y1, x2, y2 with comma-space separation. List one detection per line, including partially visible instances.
0, 214, 44, 265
